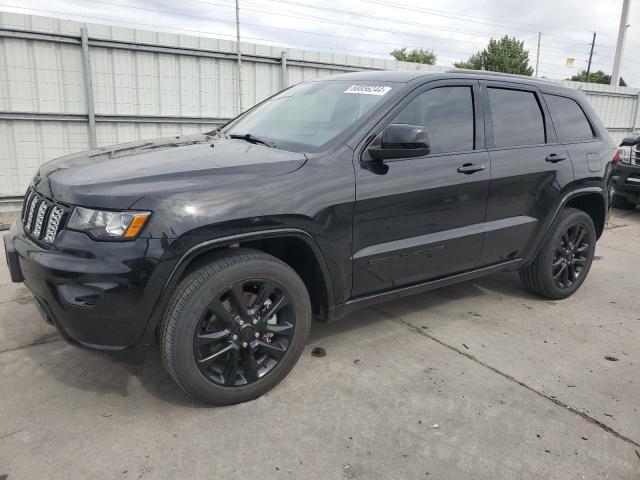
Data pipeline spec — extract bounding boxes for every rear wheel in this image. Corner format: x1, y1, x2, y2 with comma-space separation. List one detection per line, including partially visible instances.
520, 208, 596, 300
160, 249, 311, 405
611, 193, 636, 210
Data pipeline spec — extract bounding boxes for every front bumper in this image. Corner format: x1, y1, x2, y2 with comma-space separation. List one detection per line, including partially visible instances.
612, 163, 640, 204
4, 220, 171, 350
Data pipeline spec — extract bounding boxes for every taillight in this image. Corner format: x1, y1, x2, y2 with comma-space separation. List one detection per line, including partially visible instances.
612, 148, 621, 166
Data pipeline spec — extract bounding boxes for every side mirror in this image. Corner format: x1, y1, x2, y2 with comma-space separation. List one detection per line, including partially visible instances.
367, 124, 430, 161
620, 132, 640, 147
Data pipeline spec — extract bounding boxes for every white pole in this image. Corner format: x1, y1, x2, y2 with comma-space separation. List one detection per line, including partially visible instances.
611, 0, 631, 86
235, 0, 243, 113
80, 26, 97, 148
535, 32, 541, 78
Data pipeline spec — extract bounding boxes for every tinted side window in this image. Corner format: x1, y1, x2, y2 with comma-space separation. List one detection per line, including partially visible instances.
544, 94, 594, 142
393, 86, 474, 154
488, 88, 545, 148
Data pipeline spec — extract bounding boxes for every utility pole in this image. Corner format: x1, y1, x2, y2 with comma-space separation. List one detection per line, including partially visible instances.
586, 32, 596, 82
611, 0, 631, 86
534, 32, 541, 78
235, 0, 243, 113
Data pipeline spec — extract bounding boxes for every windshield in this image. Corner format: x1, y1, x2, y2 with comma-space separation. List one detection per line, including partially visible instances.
223, 80, 395, 152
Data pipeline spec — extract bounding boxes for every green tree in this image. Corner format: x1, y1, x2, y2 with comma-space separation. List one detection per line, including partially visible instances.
391, 47, 437, 65
454, 36, 534, 76
569, 70, 627, 87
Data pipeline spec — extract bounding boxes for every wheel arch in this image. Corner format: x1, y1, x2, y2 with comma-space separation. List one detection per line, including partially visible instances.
141, 229, 334, 346
526, 187, 607, 266
564, 190, 606, 239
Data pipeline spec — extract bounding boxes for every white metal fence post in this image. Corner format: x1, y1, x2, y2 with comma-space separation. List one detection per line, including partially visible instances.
235, 0, 243, 114
534, 32, 541, 78
80, 26, 97, 149
280, 51, 288, 91
632, 92, 640, 132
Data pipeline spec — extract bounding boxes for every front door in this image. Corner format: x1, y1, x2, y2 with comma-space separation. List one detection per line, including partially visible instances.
351, 80, 490, 297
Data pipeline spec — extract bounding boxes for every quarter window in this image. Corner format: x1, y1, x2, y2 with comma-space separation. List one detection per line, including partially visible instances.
392, 86, 475, 154
488, 88, 545, 148
544, 94, 594, 142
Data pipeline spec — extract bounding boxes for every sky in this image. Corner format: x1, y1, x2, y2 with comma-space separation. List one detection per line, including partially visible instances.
3, 0, 640, 85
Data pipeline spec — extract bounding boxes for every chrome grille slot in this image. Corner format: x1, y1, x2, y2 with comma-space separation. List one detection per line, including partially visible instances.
32, 200, 50, 238
43, 206, 64, 244
22, 190, 35, 223
25, 195, 39, 232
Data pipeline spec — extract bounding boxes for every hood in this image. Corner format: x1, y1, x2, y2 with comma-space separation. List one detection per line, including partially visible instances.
33, 134, 307, 209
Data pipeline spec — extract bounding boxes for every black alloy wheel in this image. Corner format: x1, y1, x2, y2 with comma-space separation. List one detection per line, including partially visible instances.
551, 223, 591, 289
519, 207, 596, 300
160, 249, 311, 405
193, 279, 295, 387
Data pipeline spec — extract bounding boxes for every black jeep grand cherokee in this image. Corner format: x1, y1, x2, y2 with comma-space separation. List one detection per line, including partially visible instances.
4, 71, 616, 404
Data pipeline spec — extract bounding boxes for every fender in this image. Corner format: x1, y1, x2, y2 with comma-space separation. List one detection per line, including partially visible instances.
524, 186, 606, 266
140, 228, 335, 346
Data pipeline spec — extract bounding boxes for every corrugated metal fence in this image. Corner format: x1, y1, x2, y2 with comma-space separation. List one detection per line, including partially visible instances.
1, 12, 639, 202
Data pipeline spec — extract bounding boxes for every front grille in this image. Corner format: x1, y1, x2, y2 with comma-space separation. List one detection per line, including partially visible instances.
633, 145, 640, 166
21, 188, 68, 244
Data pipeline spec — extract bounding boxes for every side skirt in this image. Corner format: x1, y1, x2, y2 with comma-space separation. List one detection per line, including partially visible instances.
326, 258, 525, 322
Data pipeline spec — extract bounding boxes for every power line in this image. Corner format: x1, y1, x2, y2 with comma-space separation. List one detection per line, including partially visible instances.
4, 0, 599, 59
252, 0, 543, 34
222, 0, 598, 55
70, 0, 586, 70
67, 0, 489, 58
221, 0, 544, 46
249, 0, 597, 45
67, 0, 554, 61
190, 0, 594, 56
72, 0, 489, 55
0, 4, 408, 57
359, 0, 599, 37
245, 0, 634, 55
3, 1, 631, 82
359, 0, 597, 46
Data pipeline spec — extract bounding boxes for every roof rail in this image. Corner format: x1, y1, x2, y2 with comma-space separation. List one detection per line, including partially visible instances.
446, 68, 558, 85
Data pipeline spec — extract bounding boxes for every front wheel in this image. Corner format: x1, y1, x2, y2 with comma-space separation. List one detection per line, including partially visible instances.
520, 208, 596, 300
160, 249, 311, 405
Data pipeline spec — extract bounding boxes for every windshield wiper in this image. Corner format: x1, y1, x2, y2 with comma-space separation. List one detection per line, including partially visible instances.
229, 133, 277, 148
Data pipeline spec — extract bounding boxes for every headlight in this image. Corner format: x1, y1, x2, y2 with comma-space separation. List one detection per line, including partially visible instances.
68, 207, 151, 240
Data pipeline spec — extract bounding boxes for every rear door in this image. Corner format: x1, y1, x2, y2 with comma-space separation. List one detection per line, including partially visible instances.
480, 81, 574, 265
543, 92, 604, 178
351, 79, 490, 297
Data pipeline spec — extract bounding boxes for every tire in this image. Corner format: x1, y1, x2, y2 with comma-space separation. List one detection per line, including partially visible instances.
160, 248, 312, 405
519, 208, 596, 300
611, 193, 636, 210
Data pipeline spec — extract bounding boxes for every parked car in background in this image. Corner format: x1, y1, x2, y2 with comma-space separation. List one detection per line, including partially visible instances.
611, 132, 640, 210
4, 71, 616, 405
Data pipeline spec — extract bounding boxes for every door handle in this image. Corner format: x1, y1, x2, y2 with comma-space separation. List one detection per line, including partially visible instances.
545, 153, 567, 163
457, 163, 485, 174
